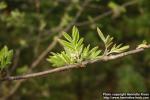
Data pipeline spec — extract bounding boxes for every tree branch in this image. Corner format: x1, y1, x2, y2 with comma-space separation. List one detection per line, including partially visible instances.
1, 45, 150, 81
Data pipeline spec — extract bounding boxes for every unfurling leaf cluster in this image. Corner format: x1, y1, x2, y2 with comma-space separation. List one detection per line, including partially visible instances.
47, 26, 101, 67
97, 28, 129, 55
0, 46, 13, 70
47, 26, 129, 67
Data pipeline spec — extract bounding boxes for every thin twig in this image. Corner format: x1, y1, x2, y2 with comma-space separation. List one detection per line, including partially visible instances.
76, 0, 138, 26
1, 45, 150, 81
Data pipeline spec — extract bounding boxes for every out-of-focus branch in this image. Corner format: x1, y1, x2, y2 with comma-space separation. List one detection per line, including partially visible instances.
10, 49, 21, 73
1, 45, 150, 81
76, 0, 138, 26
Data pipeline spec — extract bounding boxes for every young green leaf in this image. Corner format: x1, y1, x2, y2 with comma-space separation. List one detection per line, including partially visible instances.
105, 36, 113, 48
89, 46, 101, 59
47, 52, 68, 67
72, 26, 79, 44
59, 39, 75, 51
63, 32, 72, 42
81, 45, 90, 59
97, 27, 105, 43
108, 44, 129, 54
76, 38, 84, 49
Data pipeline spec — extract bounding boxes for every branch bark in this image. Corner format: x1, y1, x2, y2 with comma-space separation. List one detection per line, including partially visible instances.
1, 45, 150, 81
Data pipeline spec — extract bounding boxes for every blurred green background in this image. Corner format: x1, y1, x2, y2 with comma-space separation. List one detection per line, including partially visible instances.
0, 0, 150, 100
